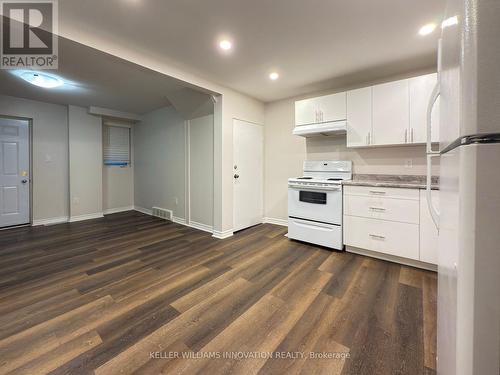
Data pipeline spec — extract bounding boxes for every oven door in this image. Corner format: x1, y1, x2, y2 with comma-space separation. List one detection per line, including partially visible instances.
288, 185, 342, 225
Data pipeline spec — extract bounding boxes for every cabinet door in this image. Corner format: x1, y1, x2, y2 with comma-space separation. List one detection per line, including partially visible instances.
372, 79, 410, 145
344, 215, 420, 260
419, 189, 439, 264
346, 87, 372, 147
409, 73, 440, 143
316, 92, 346, 123
295, 98, 317, 126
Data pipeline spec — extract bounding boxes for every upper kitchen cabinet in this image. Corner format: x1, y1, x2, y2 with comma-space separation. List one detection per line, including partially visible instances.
409, 73, 440, 144
346, 87, 372, 147
295, 92, 346, 126
372, 79, 410, 146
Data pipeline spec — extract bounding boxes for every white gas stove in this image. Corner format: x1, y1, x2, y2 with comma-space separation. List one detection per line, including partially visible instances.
287, 161, 352, 250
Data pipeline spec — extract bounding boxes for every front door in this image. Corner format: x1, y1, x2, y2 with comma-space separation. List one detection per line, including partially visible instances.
0, 117, 30, 228
233, 119, 263, 232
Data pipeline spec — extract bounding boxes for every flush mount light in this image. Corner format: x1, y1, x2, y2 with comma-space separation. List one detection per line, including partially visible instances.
418, 23, 437, 36
20, 71, 64, 88
269, 72, 279, 81
441, 16, 458, 28
219, 40, 232, 51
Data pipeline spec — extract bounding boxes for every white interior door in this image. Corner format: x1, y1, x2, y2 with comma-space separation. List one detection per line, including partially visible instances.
0, 118, 30, 227
233, 119, 263, 231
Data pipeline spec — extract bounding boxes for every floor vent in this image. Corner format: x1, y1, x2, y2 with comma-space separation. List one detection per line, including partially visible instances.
152, 207, 173, 221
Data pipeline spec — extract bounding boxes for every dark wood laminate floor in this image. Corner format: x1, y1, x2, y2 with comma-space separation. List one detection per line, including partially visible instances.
0, 211, 437, 375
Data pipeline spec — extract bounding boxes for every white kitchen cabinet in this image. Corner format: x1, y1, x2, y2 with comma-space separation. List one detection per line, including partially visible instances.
295, 98, 318, 126
346, 87, 372, 147
344, 185, 419, 200
344, 194, 420, 224
372, 79, 410, 146
295, 92, 346, 126
343, 185, 439, 268
409, 73, 440, 144
419, 189, 439, 264
344, 215, 420, 260
317, 92, 346, 123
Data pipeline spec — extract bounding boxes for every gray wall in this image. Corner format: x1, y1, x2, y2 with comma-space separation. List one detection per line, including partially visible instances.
68, 105, 103, 218
189, 114, 214, 227
134, 106, 186, 219
0, 95, 69, 222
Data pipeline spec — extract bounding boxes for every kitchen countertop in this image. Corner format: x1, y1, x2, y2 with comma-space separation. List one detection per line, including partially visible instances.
342, 174, 439, 190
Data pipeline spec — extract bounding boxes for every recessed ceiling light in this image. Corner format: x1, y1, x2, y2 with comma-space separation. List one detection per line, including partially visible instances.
19, 71, 64, 88
219, 40, 232, 51
269, 72, 279, 81
418, 23, 437, 36
441, 16, 458, 28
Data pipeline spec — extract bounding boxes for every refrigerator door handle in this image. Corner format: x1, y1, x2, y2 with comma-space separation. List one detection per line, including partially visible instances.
426, 82, 440, 154
426, 78, 441, 230
427, 154, 440, 230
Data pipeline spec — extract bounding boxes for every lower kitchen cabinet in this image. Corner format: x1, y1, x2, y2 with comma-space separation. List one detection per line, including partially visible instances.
343, 185, 438, 268
344, 215, 420, 260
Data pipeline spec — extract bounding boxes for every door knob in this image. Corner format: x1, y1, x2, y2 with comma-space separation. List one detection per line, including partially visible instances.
21, 179, 28, 184
234, 174, 240, 179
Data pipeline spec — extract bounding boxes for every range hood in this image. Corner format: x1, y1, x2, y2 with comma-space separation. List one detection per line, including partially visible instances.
292, 120, 347, 137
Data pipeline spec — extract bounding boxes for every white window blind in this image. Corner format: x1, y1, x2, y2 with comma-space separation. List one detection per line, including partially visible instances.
103, 125, 130, 166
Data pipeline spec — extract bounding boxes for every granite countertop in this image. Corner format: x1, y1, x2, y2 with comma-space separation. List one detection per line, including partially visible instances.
342, 174, 440, 190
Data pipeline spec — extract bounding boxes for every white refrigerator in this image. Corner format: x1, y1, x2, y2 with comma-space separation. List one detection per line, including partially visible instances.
426, 0, 500, 374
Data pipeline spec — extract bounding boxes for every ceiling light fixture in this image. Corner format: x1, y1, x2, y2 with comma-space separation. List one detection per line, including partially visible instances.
418, 23, 437, 36
219, 40, 232, 51
269, 72, 279, 81
441, 16, 458, 28
19, 71, 64, 88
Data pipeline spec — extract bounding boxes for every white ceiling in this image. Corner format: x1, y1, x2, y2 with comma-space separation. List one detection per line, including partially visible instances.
58, 0, 445, 102
0, 37, 214, 114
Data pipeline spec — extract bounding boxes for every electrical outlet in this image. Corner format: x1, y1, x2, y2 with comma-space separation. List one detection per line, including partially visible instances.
73, 197, 80, 205
405, 159, 413, 168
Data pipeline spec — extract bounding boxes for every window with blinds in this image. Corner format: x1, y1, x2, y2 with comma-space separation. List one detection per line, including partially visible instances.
103, 125, 130, 166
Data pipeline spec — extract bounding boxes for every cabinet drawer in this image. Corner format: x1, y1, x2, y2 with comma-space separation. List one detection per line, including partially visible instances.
343, 216, 419, 260
344, 195, 419, 224
343, 185, 419, 200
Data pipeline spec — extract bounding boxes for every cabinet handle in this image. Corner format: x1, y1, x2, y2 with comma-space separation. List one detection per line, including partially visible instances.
369, 234, 386, 240
369, 190, 386, 195
369, 207, 386, 211
405, 129, 408, 143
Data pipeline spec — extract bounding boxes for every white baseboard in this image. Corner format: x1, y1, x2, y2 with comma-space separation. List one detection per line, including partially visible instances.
188, 220, 213, 234
346, 246, 438, 272
134, 206, 152, 215
172, 216, 186, 225
263, 217, 288, 227
69, 212, 104, 223
32, 216, 69, 226
212, 229, 234, 239
103, 206, 134, 215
